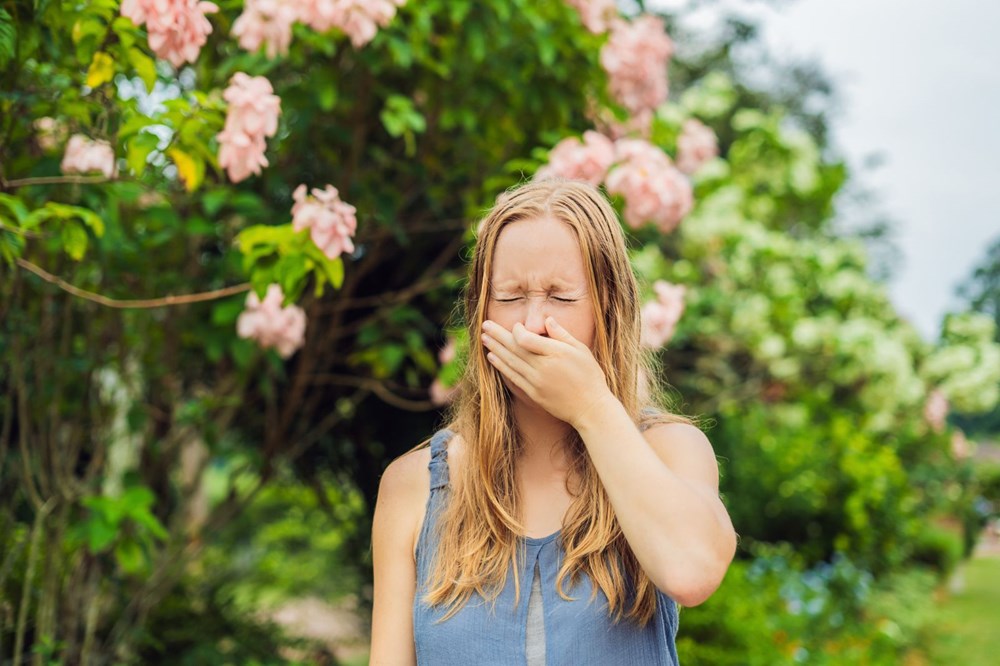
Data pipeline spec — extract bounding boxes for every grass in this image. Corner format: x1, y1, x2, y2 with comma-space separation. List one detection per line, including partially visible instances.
923, 555, 1000, 665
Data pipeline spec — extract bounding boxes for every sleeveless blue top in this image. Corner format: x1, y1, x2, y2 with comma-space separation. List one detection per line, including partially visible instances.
413, 428, 681, 665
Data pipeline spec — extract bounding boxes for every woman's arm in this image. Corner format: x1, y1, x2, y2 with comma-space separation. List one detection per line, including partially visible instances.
481, 317, 736, 606
370, 451, 426, 665
574, 400, 736, 607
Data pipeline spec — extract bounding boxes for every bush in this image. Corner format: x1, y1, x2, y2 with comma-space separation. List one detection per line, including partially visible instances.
906, 523, 964, 578
677, 544, 938, 666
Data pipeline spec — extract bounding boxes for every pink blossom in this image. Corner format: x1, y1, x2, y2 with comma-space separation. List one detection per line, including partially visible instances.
429, 377, 459, 406
232, 0, 300, 58
605, 139, 692, 232
300, 0, 406, 48
565, 0, 618, 34
60, 135, 118, 178
120, 0, 219, 68
535, 131, 615, 186
676, 119, 719, 175
439, 337, 457, 365
34, 117, 66, 152
236, 283, 307, 358
951, 429, 971, 459
217, 73, 282, 182
291, 184, 358, 260
601, 15, 673, 118
923, 388, 949, 433
640, 280, 686, 348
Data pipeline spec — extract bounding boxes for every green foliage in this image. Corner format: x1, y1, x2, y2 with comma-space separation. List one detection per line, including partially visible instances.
907, 523, 964, 578
677, 547, 938, 666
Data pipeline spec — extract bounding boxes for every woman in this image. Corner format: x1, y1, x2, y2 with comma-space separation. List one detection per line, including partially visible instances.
370, 179, 736, 664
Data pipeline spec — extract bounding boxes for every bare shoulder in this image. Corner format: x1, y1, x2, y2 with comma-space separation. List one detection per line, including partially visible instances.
641, 422, 720, 492
379, 445, 432, 499
374, 445, 432, 563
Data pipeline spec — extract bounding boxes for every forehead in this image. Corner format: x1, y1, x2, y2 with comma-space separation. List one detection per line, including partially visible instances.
490, 217, 587, 285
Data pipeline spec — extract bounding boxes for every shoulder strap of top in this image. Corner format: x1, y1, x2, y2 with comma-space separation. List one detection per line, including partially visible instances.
428, 428, 454, 491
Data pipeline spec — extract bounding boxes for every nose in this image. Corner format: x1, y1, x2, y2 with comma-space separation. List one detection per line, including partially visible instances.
523, 297, 548, 336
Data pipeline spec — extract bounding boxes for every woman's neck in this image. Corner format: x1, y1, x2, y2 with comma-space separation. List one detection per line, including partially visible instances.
511, 398, 575, 472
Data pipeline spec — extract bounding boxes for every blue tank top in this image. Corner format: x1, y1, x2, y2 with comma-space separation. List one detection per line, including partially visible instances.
413, 428, 681, 665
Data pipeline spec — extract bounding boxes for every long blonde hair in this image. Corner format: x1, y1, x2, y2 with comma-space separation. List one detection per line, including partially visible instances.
424, 179, 696, 626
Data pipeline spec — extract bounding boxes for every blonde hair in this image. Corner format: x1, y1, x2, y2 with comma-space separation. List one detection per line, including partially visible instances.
424, 179, 696, 626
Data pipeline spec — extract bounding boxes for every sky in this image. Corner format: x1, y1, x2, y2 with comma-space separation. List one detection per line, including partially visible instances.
656, 0, 1000, 342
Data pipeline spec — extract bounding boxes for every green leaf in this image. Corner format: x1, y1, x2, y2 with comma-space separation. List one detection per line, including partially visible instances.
87, 519, 118, 553
127, 132, 159, 175
127, 47, 157, 92
202, 189, 230, 216
0, 9, 14, 69
318, 84, 337, 111
114, 539, 146, 574
0, 193, 28, 224
60, 222, 88, 260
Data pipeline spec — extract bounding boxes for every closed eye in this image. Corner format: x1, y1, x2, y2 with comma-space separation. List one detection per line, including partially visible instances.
553, 297, 576, 303
494, 297, 522, 302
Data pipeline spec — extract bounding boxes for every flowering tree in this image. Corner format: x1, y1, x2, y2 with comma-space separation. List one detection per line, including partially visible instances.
0, 0, 997, 662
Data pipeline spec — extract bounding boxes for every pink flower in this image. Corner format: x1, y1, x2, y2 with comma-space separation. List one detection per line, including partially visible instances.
236, 283, 307, 358
429, 377, 459, 406
565, 0, 618, 34
232, 0, 300, 58
299, 0, 406, 48
923, 388, 949, 433
120, 0, 219, 68
535, 131, 615, 185
291, 184, 358, 260
60, 135, 118, 178
951, 429, 971, 459
601, 16, 673, 118
641, 280, 686, 348
676, 119, 719, 175
605, 139, 692, 232
34, 117, 67, 152
439, 337, 457, 365
217, 73, 282, 182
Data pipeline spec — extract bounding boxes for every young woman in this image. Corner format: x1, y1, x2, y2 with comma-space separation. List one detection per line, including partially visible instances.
370, 179, 736, 664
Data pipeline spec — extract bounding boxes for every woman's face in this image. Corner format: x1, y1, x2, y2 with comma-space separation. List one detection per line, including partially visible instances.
485, 217, 597, 384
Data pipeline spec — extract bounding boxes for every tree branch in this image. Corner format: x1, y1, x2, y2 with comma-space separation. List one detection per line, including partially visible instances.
16, 258, 250, 308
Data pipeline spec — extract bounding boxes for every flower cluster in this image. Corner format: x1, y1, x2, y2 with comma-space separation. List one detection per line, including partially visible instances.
601, 15, 673, 123
233, 0, 407, 56
217, 73, 282, 182
676, 118, 719, 175
291, 184, 358, 260
640, 280, 686, 348
236, 283, 307, 358
605, 139, 692, 232
232, 0, 300, 58
565, 0, 618, 34
534, 131, 614, 186
60, 135, 118, 178
120, 0, 219, 68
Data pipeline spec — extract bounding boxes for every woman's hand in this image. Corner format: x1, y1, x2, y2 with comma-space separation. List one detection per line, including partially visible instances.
481, 317, 614, 428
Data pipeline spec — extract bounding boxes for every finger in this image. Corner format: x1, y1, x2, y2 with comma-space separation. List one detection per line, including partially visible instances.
482, 331, 536, 380
511, 322, 561, 355
483, 321, 536, 362
485, 350, 534, 397
544, 317, 582, 347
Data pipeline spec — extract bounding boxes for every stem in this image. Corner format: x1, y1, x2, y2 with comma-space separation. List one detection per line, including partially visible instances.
13, 497, 55, 666
16, 258, 251, 308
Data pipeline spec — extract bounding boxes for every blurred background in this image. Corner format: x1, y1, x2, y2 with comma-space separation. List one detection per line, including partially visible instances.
1, 0, 998, 664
